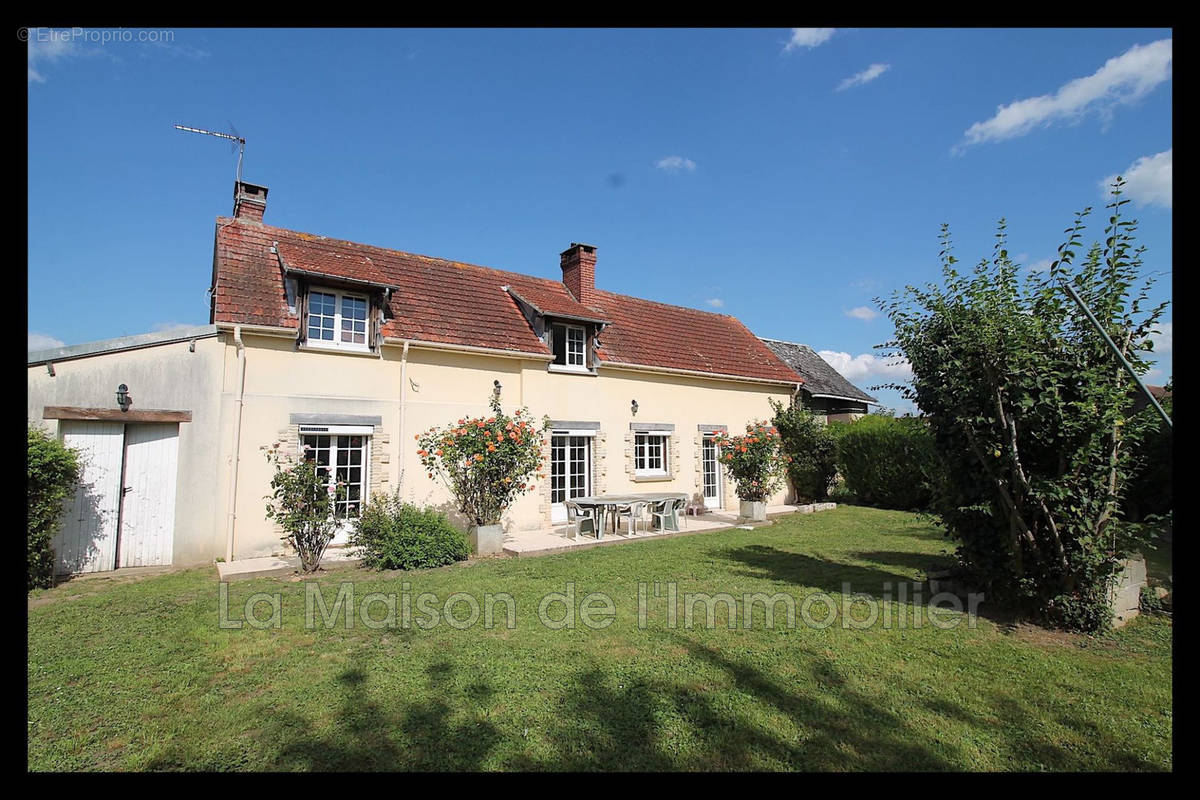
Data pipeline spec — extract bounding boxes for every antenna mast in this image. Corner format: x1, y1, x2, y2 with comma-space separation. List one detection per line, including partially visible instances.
173, 124, 247, 184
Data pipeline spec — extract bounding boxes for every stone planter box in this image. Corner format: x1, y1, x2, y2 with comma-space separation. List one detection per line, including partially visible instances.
738, 500, 767, 523
470, 524, 504, 557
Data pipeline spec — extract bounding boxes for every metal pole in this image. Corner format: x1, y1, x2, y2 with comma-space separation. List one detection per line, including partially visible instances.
1057, 278, 1171, 429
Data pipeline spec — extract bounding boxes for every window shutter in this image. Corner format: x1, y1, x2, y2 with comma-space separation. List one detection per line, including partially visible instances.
369, 294, 383, 353
298, 281, 309, 344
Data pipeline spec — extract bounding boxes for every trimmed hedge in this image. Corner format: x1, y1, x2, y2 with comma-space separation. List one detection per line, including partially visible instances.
28, 426, 80, 591
350, 494, 470, 571
833, 415, 936, 511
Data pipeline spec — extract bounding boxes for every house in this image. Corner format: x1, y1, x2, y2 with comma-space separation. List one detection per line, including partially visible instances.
27, 180, 807, 573
758, 338, 878, 421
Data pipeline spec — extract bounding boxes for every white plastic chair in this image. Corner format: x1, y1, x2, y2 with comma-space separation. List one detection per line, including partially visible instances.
614, 501, 647, 536
565, 501, 599, 540
650, 498, 685, 532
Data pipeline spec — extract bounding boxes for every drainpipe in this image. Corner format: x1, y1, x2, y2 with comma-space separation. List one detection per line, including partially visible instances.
225, 326, 246, 563
397, 340, 411, 500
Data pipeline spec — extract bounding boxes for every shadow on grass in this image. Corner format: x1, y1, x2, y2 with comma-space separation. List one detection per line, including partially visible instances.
516, 633, 960, 770
718, 544, 927, 599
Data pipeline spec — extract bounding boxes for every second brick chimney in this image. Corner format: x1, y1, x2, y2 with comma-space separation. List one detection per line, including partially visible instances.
233, 180, 269, 223
560, 242, 597, 304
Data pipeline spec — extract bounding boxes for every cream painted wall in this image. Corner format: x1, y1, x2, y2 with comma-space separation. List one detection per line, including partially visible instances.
30, 329, 797, 566
223, 333, 795, 558
27, 337, 226, 566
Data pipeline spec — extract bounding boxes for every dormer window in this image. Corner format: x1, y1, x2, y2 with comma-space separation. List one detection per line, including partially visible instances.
550, 322, 588, 371
305, 287, 371, 352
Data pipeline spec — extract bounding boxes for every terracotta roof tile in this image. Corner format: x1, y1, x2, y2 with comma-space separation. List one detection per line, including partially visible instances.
212, 217, 803, 383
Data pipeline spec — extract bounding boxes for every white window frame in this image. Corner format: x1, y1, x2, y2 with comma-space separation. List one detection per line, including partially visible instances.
306, 287, 371, 352
550, 322, 589, 372
298, 425, 372, 523
633, 432, 669, 477
549, 430, 595, 514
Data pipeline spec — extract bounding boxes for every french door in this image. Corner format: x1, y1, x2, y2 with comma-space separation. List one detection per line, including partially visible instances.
702, 435, 723, 509
300, 427, 371, 545
550, 434, 592, 524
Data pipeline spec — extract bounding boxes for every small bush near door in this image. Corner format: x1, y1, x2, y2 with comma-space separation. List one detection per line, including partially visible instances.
27, 426, 80, 591
351, 494, 469, 571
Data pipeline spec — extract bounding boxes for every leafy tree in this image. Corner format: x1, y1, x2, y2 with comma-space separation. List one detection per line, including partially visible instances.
1122, 378, 1172, 524
879, 181, 1168, 631
770, 399, 838, 501
27, 426, 80, 591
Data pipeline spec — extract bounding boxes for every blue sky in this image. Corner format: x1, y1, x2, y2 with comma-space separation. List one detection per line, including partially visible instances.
27, 28, 1172, 412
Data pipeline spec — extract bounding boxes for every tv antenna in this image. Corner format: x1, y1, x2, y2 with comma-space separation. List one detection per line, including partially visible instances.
173, 123, 246, 184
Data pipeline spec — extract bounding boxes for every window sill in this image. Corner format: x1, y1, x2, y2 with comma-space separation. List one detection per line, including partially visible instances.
632, 474, 673, 483
547, 364, 597, 376
299, 342, 379, 358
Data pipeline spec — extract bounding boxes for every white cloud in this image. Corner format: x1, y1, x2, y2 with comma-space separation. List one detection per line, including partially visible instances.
1027, 258, 1054, 273
784, 28, 836, 52
1103, 148, 1171, 209
818, 350, 913, 383
655, 155, 696, 173
705, 298, 724, 308
959, 38, 1172, 149
29, 332, 65, 352
845, 306, 878, 321
836, 63, 890, 91
27, 28, 78, 83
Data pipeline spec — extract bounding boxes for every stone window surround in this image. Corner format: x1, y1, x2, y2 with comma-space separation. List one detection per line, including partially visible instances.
268, 414, 391, 539
539, 421, 606, 528
626, 422, 679, 483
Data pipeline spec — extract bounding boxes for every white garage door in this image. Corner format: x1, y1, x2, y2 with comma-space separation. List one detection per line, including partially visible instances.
119, 423, 178, 567
52, 421, 179, 574
55, 421, 125, 574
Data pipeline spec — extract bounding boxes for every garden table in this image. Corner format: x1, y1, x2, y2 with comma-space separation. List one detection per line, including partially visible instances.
570, 492, 688, 537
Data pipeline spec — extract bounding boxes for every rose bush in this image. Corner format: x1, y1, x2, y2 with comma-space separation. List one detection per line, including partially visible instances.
417, 395, 550, 527
713, 420, 786, 502
263, 444, 346, 573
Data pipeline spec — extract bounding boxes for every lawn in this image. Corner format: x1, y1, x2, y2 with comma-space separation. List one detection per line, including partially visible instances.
27, 506, 1172, 771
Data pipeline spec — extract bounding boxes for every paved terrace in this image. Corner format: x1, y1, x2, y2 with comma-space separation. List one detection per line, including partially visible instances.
501, 502, 837, 557
215, 503, 837, 579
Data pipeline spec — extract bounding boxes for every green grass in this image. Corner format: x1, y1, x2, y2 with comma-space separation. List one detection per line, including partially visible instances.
27, 506, 1172, 771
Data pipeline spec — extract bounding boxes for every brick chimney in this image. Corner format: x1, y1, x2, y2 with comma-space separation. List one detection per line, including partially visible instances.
233, 181, 269, 222
560, 242, 597, 304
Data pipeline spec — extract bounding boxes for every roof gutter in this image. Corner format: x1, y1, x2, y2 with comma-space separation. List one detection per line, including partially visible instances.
600, 359, 804, 388
808, 392, 881, 405
381, 336, 553, 362
214, 321, 298, 339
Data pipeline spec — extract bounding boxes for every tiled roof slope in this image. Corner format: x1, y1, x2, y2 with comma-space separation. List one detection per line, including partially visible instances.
212, 217, 804, 384
759, 338, 878, 403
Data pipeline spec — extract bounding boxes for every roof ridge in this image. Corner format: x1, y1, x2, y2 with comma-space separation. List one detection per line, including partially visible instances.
592, 288, 739, 320
219, 216, 568, 290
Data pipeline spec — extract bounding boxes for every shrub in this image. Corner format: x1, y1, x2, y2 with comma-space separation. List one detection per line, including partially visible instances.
771, 399, 838, 502
417, 395, 549, 527
27, 426, 80, 591
350, 493, 469, 571
1122, 381, 1172, 523
713, 420, 785, 502
834, 415, 936, 511
263, 445, 344, 573
880, 182, 1168, 631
